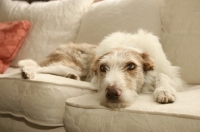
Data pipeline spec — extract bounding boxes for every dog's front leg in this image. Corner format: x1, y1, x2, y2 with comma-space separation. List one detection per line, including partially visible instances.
20, 65, 81, 80
36, 66, 81, 80
153, 73, 177, 103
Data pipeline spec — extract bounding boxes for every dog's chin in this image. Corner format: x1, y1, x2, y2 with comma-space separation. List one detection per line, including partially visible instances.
107, 102, 131, 109
100, 98, 133, 109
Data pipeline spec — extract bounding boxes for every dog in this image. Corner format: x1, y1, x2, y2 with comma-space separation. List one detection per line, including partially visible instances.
18, 30, 184, 108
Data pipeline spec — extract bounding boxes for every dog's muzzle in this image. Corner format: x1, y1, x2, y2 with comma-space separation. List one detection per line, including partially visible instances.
106, 86, 122, 102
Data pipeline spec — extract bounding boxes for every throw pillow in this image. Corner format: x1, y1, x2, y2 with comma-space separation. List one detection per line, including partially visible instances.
0, 21, 31, 73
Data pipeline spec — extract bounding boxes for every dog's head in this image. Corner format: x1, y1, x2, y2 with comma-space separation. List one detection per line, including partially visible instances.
92, 48, 154, 108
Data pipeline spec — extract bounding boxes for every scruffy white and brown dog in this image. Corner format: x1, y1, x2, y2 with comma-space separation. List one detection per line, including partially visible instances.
18, 30, 184, 108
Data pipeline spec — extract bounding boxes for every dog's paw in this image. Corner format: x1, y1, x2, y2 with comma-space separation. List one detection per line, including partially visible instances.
65, 73, 80, 80
154, 88, 177, 103
21, 66, 36, 79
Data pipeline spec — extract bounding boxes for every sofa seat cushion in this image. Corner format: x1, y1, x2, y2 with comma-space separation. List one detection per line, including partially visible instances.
64, 85, 200, 132
0, 0, 94, 67
0, 115, 66, 132
0, 68, 97, 127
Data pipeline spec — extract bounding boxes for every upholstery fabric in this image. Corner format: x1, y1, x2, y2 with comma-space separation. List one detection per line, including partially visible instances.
64, 85, 200, 132
161, 0, 200, 84
0, 21, 31, 73
75, 0, 161, 44
0, 0, 94, 67
0, 115, 65, 132
0, 68, 96, 127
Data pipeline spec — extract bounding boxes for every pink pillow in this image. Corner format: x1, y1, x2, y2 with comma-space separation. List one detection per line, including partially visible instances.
0, 21, 31, 74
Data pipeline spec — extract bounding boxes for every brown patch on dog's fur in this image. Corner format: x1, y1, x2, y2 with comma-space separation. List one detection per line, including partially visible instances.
92, 49, 154, 75
141, 53, 154, 72
39, 43, 97, 81
92, 52, 112, 75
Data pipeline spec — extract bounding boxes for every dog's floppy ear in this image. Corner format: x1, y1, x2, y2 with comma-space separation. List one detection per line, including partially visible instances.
141, 53, 154, 72
92, 56, 101, 75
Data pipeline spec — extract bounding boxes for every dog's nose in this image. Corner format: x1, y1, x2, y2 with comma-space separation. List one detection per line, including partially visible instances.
106, 86, 121, 102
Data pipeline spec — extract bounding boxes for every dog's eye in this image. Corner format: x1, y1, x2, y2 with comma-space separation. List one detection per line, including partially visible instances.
126, 63, 136, 70
100, 65, 107, 72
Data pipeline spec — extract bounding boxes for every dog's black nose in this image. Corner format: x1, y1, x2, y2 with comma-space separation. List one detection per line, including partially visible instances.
106, 86, 121, 102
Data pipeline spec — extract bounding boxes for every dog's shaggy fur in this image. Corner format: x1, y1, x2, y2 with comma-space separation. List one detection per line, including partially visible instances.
18, 43, 97, 81
18, 30, 184, 108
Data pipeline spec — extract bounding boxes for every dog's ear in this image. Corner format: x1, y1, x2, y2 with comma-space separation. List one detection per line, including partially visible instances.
92, 57, 101, 75
141, 53, 154, 72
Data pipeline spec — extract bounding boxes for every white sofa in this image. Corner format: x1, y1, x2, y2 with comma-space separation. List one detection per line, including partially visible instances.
0, 0, 200, 132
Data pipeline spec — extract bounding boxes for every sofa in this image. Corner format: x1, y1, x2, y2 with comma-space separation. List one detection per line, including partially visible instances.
0, 0, 200, 132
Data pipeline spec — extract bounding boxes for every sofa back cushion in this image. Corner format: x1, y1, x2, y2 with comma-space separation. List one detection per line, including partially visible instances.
75, 0, 162, 44
161, 0, 200, 84
0, 0, 94, 67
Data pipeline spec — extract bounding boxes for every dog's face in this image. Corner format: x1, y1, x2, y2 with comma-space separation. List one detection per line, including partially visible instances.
92, 48, 154, 108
